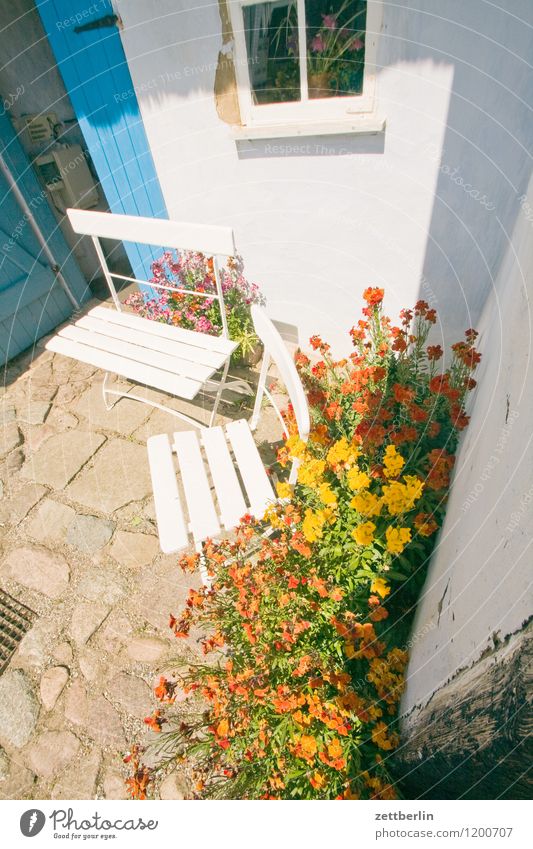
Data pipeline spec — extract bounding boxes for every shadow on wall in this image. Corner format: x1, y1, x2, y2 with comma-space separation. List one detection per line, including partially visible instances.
235, 133, 385, 160
408, 1, 533, 338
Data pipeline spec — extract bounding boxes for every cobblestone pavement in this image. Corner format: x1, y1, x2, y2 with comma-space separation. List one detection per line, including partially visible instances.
0, 307, 283, 800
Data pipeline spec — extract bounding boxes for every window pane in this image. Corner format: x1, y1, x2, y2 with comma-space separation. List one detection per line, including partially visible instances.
305, 0, 367, 98
243, 1, 300, 104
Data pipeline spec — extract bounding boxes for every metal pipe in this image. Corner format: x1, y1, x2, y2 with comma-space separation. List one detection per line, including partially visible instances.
0, 149, 80, 309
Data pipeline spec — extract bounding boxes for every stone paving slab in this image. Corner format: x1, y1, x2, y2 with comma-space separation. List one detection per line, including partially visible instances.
73, 382, 152, 436
0, 483, 47, 526
109, 530, 160, 569
66, 514, 115, 553
20, 429, 106, 490
0, 423, 22, 459
0, 670, 40, 748
1, 547, 70, 600
23, 499, 77, 545
65, 438, 152, 513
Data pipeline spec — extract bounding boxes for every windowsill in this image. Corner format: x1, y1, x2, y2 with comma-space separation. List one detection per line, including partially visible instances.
230, 115, 386, 141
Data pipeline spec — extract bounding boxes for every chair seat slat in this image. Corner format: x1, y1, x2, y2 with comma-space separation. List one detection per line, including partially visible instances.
201, 426, 248, 529
225, 419, 275, 519
147, 434, 189, 553
173, 430, 220, 542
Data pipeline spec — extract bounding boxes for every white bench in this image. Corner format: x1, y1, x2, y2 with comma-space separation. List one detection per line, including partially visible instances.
45, 208, 247, 428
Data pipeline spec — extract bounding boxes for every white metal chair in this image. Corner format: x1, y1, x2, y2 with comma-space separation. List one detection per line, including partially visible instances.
147, 305, 310, 581
45, 208, 250, 428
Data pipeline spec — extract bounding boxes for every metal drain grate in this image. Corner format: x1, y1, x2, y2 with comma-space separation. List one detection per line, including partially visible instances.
0, 590, 36, 674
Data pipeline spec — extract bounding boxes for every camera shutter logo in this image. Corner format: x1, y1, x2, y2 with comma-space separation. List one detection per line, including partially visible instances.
20, 810, 46, 837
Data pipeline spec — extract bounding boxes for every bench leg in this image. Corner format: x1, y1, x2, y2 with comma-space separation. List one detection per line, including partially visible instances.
102, 373, 120, 411
208, 358, 231, 428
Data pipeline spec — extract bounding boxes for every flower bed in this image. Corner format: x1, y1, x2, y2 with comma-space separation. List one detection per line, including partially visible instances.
127, 289, 480, 800
125, 251, 264, 363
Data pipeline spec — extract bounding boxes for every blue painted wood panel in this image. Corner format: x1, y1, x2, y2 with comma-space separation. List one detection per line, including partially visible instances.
36, 0, 168, 281
0, 110, 88, 363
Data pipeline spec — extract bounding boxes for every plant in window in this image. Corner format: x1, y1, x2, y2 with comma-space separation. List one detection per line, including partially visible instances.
125, 252, 265, 364
306, 1, 366, 97
275, 0, 366, 99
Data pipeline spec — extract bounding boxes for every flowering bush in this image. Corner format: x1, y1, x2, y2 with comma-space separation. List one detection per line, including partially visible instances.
127, 289, 480, 800
125, 251, 264, 362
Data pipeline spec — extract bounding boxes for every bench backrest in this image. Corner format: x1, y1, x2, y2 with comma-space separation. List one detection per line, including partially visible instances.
67, 208, 236, 338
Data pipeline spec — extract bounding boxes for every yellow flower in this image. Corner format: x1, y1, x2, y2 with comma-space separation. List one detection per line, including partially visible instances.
318, 483, 337, 506
383, 445, 405, 479
370, 577, 391, 598
371, 721, 398, 751
352, 521, 376, 546
302, 508, 334, 543
346, 467, 371, 491
344, 642, 356, 659
264, 504, 283, 529
351, 491, 382, 517
385, 526, 411, 554
404, 474, 424, 504
286, 434, 306, 459
381, 481, 410, 515
317, 506, 336, 526
327, 437, 359, 468
276, 481, 292, 499
298, 458, 326, 488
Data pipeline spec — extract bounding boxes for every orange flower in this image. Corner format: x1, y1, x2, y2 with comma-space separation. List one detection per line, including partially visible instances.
327, 738, 343, 759
295, 734, 317, 762
154, 676, 177, 704
144, 710, 165, 733
392, 383, 414, 404
310, 771, 327, 790
363, 287, 385, 306
292, 655, 313, 677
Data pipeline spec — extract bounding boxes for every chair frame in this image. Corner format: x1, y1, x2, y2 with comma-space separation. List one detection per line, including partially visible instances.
67, 208, 252, 428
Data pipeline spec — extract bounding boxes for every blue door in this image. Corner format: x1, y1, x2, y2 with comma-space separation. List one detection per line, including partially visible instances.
36, 0, 168, 281
0, 111, 88, 364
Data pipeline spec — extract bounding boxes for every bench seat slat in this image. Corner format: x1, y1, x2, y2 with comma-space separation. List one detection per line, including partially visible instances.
74, 314, 226, 369
88, 305, 237, 356
57, 324, 215, 383
45, 335, 202, 399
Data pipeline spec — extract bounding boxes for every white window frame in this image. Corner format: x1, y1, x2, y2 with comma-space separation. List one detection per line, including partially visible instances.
228, 0, 383, 133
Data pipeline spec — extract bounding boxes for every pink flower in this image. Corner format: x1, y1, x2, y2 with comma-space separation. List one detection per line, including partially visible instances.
349, 37, 364, 51
195, 316, 214, 334
310, 34, 326, 53
322, 14, 337, 30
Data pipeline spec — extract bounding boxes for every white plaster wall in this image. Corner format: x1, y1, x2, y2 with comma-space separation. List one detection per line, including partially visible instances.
401, 169, 533, 718
114, 0, 531, 352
